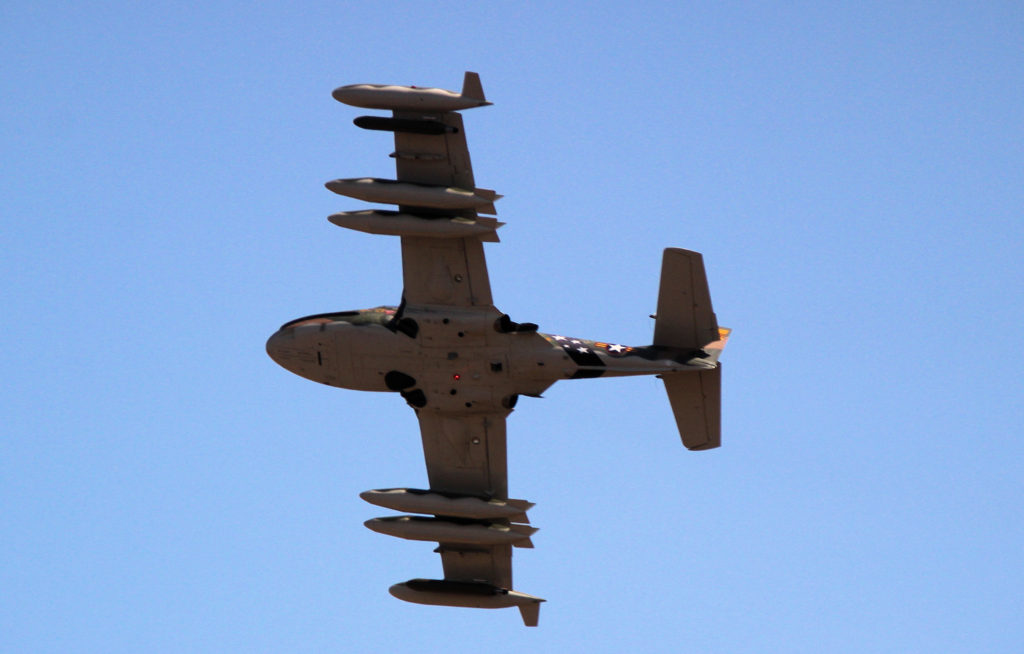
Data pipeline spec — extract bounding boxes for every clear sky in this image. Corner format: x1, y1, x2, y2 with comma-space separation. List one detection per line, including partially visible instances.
3, 2, 1022, 652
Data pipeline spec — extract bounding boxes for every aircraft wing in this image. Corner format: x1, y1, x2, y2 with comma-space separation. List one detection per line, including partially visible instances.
398, 232, 494, 308
390, 102, 498, 309
336, 73, 542, 624
417, 410, 517, 589
396, 98, 520, 588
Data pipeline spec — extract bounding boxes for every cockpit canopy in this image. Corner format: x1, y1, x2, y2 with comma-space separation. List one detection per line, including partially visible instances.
278, 307, 397, 331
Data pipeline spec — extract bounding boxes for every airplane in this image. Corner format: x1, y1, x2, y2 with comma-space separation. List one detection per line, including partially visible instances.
266, 72, 729, 626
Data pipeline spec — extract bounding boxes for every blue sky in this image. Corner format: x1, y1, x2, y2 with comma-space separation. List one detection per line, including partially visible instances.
3, 2, 1022, 652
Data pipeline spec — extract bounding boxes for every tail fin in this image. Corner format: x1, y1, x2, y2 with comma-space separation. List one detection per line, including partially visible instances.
654, 248, 726, 450
653, 248, 719, 349
700, 327, 731, 364
510, 523, 538, 549
461, 71, 488, 103
506, 498, 535, 524
472, 187, 502, 215
664, 366, 721, 450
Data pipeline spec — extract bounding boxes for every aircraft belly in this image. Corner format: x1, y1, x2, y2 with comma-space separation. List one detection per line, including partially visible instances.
404, 307, 498, 349
414, 350, 509, 412
331, 328, 351, 374
342, 325, 512, 410
334, 325, 413, 391
267, 324, 344, 387
507, 335, 575, 383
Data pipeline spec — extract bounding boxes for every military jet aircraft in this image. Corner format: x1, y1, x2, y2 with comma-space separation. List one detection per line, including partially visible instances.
266, 72, 729, 626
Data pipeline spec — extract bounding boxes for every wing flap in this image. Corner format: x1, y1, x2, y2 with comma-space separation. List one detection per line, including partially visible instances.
400, 236, 494, 308
417, 411, 509, 497
438, 544, 512, 588
392, 110, 476, 190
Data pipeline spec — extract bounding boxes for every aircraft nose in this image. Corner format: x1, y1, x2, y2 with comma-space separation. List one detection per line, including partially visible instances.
265, 328, 292, 368
266, 321, 329, 376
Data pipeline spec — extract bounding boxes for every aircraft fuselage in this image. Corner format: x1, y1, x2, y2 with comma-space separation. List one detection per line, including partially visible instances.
266, 306, 716, 415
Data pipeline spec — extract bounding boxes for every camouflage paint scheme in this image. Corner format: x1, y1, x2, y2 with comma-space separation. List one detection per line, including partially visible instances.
266, 73, 728, 626
270, 305, 725, 391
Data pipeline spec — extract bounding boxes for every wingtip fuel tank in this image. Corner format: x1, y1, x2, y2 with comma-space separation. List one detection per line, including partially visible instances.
332, 71, 490, 112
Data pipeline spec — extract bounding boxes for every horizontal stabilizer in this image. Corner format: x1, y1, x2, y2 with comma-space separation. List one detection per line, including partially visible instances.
653, 248, 719, 349
663, 365, 721, 450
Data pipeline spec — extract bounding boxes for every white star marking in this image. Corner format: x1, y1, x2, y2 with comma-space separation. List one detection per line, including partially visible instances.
571, 340, 582, 345
607, 344, 625, 353
553, 335, 566, 341
577, 347, 589, 354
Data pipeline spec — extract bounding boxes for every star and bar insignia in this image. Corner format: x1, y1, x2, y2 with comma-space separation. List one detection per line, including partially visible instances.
549, 335, 634, 360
